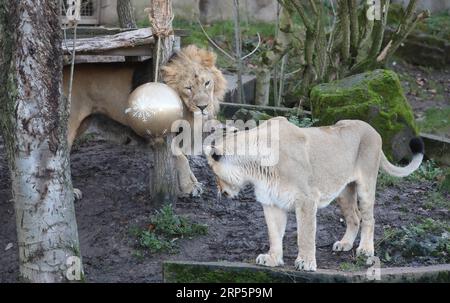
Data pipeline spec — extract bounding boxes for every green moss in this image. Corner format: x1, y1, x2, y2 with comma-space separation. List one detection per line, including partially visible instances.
164, 263, 282, 283
311, 70, 418, 160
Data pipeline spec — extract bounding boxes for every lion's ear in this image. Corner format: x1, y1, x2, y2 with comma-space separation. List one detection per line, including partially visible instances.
199, 49, 217, 68
212, 67, 227, 102
161, 65, 177, 84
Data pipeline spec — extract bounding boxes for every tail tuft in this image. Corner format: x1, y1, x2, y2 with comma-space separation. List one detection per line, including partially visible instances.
409, 137, 424, 155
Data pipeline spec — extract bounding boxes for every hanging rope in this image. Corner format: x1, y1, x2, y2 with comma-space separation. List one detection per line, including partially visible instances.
63, 0, 81, 109
144, 0, 174, 83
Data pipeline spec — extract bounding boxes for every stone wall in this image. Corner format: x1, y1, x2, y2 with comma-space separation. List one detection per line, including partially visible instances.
98, 0, 450, 27
98, 0, 279, 26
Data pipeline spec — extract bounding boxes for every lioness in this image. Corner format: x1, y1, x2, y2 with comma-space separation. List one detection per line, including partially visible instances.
63, 45, 227, 199
206, 117, 424, 271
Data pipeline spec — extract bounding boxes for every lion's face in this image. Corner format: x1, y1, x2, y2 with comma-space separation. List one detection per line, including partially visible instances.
162, 45, 227, 119
177, 66, 216, 117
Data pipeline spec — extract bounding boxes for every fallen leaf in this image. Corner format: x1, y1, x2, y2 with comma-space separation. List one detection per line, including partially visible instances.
416, 78, 426, 86
5, 243, 13, 251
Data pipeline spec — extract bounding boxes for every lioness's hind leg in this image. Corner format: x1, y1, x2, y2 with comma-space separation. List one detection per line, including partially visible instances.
333, 182, 360, 252
355, 181, 376, 257
256, 205, 287, 267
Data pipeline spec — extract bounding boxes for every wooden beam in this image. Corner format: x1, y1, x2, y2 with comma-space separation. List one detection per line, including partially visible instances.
62, 28, 154, 56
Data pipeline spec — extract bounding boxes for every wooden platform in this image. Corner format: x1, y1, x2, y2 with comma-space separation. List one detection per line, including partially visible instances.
61, 27, 186, 64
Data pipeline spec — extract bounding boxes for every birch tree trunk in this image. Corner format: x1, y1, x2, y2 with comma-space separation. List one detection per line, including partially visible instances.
117, 0, 137, 29
149, 0, 177, 206
0, 1, 82, 282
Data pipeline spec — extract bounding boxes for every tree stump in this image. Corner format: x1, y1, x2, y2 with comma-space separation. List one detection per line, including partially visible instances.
148, 0, 178, 207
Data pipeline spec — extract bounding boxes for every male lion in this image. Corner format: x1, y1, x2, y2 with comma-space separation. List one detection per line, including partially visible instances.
206, 117, 424, 271
63, 45, 227, 199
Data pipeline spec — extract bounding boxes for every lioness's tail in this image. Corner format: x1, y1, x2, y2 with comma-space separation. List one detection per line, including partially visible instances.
380, 137, 424, 177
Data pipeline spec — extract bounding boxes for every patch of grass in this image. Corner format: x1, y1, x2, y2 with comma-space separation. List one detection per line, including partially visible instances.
388, 5, 450, 41
139, 18, 276, 69
378, 218, 450, 264
72, 133, 96, 150
288, 115, 319, 128
407, 160, 444, 182
339, 256, 368, 272
131, 204, 208, 254
423, 191, 450, 210
377, 171, 402, 189
417, 108, 450, 137
416, 11, 450, 41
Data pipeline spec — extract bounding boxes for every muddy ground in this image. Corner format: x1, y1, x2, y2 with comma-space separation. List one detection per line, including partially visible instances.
0, 135, 448, 282
1, 60, 449, 282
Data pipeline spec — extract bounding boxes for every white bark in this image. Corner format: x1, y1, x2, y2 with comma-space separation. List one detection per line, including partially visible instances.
0, 0, 82, 282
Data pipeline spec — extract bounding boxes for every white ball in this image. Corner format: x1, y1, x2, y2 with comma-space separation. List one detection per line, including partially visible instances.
125, 82, 184, 138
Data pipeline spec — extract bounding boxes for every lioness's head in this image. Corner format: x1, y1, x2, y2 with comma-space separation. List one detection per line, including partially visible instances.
206, 146, 243, 198
161, 45, 227, 119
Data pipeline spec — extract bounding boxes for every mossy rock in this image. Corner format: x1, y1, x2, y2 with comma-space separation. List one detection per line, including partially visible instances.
311, 69, 418, 161
231, 108, 272, 122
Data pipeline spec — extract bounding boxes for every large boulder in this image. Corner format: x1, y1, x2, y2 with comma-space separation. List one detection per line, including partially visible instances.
310, 69, 418, 161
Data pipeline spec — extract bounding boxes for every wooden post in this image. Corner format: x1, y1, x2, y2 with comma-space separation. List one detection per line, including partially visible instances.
146, 0, 177, 206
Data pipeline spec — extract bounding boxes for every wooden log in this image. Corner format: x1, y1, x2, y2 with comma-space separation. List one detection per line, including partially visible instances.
62, 28, 154, 56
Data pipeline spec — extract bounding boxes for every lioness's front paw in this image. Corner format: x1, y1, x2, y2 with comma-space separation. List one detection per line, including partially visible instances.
73, 188, 83, 201
356, 245, 374, 257
295, 256, 317, 272
179, 181, 203, 198
256, 253, 283, 267
332, 241, 353, 252
190, 182, 203, 197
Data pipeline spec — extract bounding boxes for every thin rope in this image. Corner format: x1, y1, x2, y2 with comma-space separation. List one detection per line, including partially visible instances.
145, 2, 174, 83
67, 23, 77, 109
154, 35, 161, 82
64, 0, 80, 110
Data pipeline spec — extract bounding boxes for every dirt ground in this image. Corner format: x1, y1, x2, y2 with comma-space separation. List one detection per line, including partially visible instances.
0, 135, 448, 282
1, 60, 449, 283
392, 61, 450, 114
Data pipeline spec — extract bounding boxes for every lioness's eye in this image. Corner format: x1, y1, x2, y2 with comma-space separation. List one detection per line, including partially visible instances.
205, 80, 211, 87
185, 86, 192, 91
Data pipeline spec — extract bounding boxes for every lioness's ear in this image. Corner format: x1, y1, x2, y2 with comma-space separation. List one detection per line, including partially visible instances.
211, 150, 222, 162
205, 145, 222, 162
